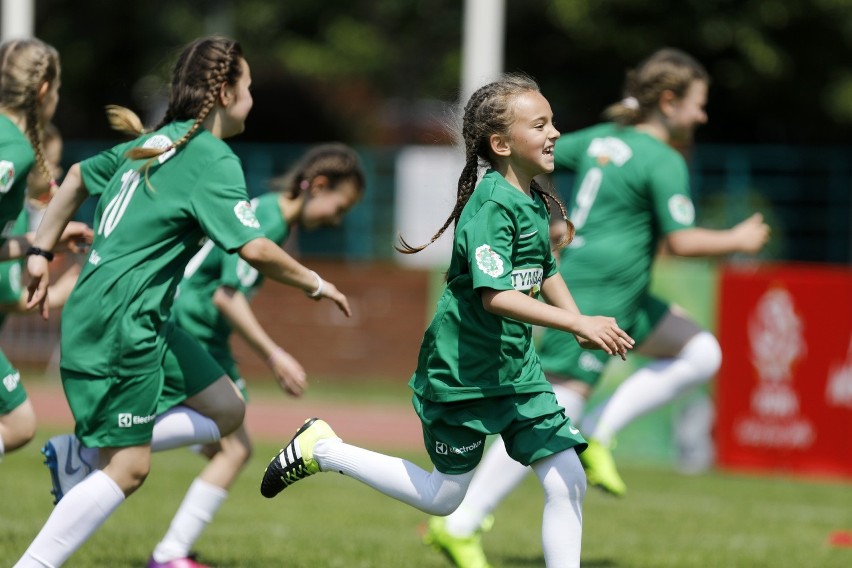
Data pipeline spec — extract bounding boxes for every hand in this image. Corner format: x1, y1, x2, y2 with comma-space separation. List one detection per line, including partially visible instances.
732, 213, 770, 255
268, 347, 307, 397
573, 315, 635, 360
55, 222, 94, 254
312, 279, 352, 317
26, 254, 51, 319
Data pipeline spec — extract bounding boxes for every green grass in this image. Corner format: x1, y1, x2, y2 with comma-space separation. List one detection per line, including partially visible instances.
2, 426, 850, 567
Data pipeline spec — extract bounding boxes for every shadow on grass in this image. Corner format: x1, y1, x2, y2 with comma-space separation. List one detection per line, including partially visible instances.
499, 555, 618, 567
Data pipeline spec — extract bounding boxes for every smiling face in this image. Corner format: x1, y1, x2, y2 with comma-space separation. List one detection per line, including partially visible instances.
503, 90, 561, 180
665, 79, 708, 142
300, 178, 362, 230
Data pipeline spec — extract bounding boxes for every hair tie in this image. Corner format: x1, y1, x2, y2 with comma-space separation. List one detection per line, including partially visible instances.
622, 96, 640, 110
299, 179, 310, 192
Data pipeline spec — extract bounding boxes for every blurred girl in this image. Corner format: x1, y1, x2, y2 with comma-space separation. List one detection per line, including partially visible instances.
146, 144, 364, 568
0, 38, 90, 462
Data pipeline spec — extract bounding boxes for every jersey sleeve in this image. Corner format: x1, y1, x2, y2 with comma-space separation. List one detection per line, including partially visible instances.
459, 201, 516, 291
0, 141, 33, 203
219, 250, 259, 295
647, 151, 696, 234
79, 142, 132, 197
189, 155, 264, 252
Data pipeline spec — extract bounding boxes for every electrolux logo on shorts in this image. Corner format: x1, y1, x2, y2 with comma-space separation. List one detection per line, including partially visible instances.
117, 412, 156, 428
435, 439, 483, 456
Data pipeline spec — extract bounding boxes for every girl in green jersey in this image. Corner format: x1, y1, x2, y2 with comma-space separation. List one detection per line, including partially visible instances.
430, 49, 770, 568
16, 37, 350, 568
260, 74, 634, 568
0, 38, 90, 462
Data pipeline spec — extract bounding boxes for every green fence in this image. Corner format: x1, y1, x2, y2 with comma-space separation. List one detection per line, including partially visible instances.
65, 141, 851, 264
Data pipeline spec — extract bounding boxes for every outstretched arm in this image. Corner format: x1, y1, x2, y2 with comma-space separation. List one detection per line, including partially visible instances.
237, 237, 351, 317
481, 276, 634, 359
665, 213, 770, 257
26, 164, 91, 318
213, 286, 307, 397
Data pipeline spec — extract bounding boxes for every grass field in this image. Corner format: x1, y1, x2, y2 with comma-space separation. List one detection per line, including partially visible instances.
2, 422, 850, 567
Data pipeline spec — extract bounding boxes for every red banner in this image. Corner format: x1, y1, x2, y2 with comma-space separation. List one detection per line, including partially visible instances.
715, 263, 852, 478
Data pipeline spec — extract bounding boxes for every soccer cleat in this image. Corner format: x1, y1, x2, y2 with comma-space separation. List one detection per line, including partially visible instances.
424, 515, 494, 568
579, 438, 627, 496
260, 418, 337, 498
146, 553, 211, 568
42, 434, 94, 504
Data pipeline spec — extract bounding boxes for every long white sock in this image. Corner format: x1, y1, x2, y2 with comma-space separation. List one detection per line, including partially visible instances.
152, 478, 227, 563
532, 449, 586, 568
14, 470, 124, 567
585, 331, 722, 445
80, 407, 221, 468
313, 439, 473, 516
444, 384, 586, 537
150, 406, 221, 452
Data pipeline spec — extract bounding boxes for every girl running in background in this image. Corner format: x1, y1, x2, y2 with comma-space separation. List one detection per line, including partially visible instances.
144, 143, 364, 568
0, 38, 91, 462
15, 36, 350, 567
259, 73, 634, 568
427, 48, 770, 568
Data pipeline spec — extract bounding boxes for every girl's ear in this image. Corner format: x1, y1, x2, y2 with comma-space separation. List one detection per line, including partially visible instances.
309, 174, 330, 194
218, 82, 233, 107
489, 133, 511, 157
659, 89, 678, 117
37, 81, 50, 102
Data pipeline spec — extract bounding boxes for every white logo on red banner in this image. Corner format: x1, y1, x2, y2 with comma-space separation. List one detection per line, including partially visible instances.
736, 287, 814, 448
826, 336, 852, 409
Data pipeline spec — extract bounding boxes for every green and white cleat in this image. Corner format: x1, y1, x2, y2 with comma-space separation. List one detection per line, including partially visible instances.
424, 515, 494, 568
579, 438, 627, 496
260, 418, 337, 498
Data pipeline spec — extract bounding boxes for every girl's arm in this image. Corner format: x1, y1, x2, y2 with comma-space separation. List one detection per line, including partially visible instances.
665, 213, 769, 257
26, 164, 91, 318
237, 237, 351, 317
481, 279, 634, 358
0, 260, 82, 313
212, 286, 307, 397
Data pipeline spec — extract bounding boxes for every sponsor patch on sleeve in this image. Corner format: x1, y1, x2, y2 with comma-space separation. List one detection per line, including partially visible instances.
0, 160, 16, 194
234, 201, 260, 229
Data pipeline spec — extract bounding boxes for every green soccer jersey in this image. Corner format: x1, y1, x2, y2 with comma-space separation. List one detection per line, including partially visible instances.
0, 115, 35, 245
554, 123, 695, 305
410, 170, 558, 402
60, 121, 264, 376
0, 209, 29, 328
172, 191, 290, 369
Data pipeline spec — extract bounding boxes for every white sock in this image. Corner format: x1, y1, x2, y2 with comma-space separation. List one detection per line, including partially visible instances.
586, 331, 722, 445
14, 470, 124, 567
313, 439, 473, 516
532, 449, 586, 568
444, 383, 586, 537
152, 478, 227, 562
150, 406, 221, 452
0, 432, 5, 461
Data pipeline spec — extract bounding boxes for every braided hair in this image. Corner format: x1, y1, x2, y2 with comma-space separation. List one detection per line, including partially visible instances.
397, 73, 573, 254
0, 38, 60, 188
105, 37, 245, 179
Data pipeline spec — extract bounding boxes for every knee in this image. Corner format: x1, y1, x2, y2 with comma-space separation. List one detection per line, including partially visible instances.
681, 331, 722, 380
214, 400, 246, 437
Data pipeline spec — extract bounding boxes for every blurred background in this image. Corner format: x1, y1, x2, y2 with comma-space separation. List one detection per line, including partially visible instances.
2, 1, 851, 479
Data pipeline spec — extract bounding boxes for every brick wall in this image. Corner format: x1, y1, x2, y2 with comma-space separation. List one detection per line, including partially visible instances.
230, 260, 431, 381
